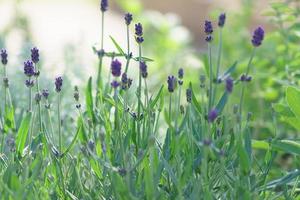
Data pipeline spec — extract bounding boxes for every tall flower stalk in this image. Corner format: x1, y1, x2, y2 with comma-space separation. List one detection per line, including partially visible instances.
204, 20, 214, 111
135, 22, 144, 142
96, 0, 108, 106
124, 13, 133, 73
239, 27, 264, 129
55, 76, 63, 152
31, 47, 43, 132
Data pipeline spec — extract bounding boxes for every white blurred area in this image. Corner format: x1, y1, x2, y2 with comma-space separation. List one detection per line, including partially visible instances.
0, 0, 133, 84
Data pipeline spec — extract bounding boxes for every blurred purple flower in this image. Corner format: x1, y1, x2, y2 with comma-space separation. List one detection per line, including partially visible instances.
55, 76, 63, 92
140, 61, 148, 78
225, 77, 234, 93
218, 13, 226, 27
1, 49, 8, 65
111, 59, 122, 77
31, 47, 40, 64
111, 80, 120, 88
100, 0, 108, 12
208, 108, 218, 123
251, 26, 264, 47
24, 60, 35, 77
167, 75, 177, 93
125, 13, 133, 25
204, 20, 213, 34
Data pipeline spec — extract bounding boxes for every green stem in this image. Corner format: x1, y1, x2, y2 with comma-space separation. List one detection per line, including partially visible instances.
208, 43, 213, 111
137, 44, 142, 144
125, 25, 131, 74
4, 65, 7, 108
58, 93, 62, 152
96, 11, 105, 106
239, 48, 256, 130
169, 93, 172, 125
175, 85, 182, 132
213, 29, 223, 105
29, 78, 32, 112
34, 64, 43, 132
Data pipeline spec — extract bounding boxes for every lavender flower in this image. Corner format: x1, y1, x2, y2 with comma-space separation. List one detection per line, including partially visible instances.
111, 80, 120, 89
25, 80, 35, 88
140, 61, 148, 78
178, 68, 184, 79
121, 73, 132, 90
240, 74, 252, 82
225, 77, 234, 93
205, 35, 213, 42
251, 26, 265, 47
218, 13, 226, 27
204, 20, 213, 34
1, 49, 8, 65
100, 0, 108, 12
24, 60, 35, 77
42, 89, 49, 99
35, 92, 42, 103
208, 108, 218, 123
55, 76, 63, 92
125, 13, 133, 25
31, 47, 40, 64
167, 75, 177, 93
111, 59, 122, 77
186, 88, 192, 103
135, 23, 144, 44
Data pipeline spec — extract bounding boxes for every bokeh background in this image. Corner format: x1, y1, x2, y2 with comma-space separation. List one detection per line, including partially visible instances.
1, 0, 300, 142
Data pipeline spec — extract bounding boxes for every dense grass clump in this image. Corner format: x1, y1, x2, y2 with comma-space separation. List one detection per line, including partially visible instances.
0, 1, 300, 199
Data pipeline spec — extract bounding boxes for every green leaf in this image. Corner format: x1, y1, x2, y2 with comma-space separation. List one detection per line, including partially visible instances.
221, 61, 238, 78
4, 105, 16, 132
16, 112, 32, 155
150, 85, 164, 109
133, 56, 154, 62
272, 140, 300, 155
252, 140, 270, 150
109, 36, 126, 56
189, 83, 202, 114
86, 77, 96, 123
216, 92, 228, 114
286, 86, 300, 118
237, 142, 250, 174
61, 124, 82, 158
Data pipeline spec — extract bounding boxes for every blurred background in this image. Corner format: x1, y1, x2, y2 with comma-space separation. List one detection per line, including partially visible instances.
1, 0, 300, 141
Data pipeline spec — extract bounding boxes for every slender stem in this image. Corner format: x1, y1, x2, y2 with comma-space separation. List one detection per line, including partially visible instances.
208, 43, 213, 111
96, 11, 105, 106
239, 48, 256, 130
34, 63, 43, 132
175, 85, 182, 132
137, 44, 142, 143
58, 93, 62, 152
29, 78, 32, 112
144, 78, 151, 137
125, 25, 131, 74
213, 29, 223, 105
4, 65, 7, 108
169, 94, 172, 124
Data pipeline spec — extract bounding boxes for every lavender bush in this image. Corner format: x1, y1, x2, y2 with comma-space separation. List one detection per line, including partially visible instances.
0, 1, 300, 199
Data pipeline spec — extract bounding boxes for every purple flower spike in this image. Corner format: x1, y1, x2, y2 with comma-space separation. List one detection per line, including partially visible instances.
178, 68, 184, 79
121, 73, 132, 90
100, 0, 108, 12
31, 47, 40, 64
111, 59, 122, 77
205, 35, 213, 42
135, 23, 143, 36
24, 60, 35, 77
25, 79, 35, 88
225, 77, 234, 93
111, 80, 120, 89
186, 88, 192, 103
218, 13, 226, 27
125, 13, 133, 25
204, 20, 213, 35
140, 61, 148, 78
208, 108, 218, 123
42, 89, 49, 99
167, 75, 177, 93
1, 49, 8, 65
251, 26, 264, 47
55, 76, 63, 92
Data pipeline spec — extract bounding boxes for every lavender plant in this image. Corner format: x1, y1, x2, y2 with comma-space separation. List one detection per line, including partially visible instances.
0, 1, 300, 199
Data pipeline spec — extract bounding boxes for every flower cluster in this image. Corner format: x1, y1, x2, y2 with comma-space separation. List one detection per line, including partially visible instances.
1, 49, 8, 65
167, 75, 177, 93
24, 60, 35, 77
125, 13, 133, 26
55, 76, 63, 92
240, 74, 252, 82
100, 0, 108, 12
140, 61, 148, 78
31, 47, 40, 64
204, 20, 213, 42
225, 77, 234, 93
208, 108, 218, 123
111, 59, 122, 77
252, 26, 265, 47
135, 23, 144, 44
121, 73, 133, 90
178, 68, 184, 85
218, 13, 226, 28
